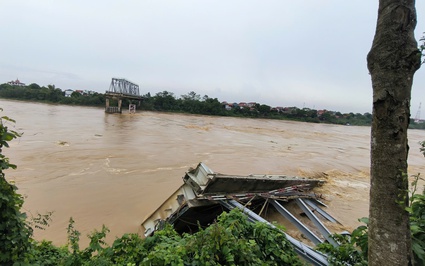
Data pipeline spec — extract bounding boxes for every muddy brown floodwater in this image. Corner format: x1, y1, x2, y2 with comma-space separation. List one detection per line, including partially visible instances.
2, 99, 425, 247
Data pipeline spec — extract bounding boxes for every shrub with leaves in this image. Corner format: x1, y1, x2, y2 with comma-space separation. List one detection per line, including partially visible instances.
105, 233, 148, 265
28, 240, 69, 266
408, 173, 425, 266
0, 111, 33, 265
142, 224, 188, 265
142, 209, 303, 266
316, 218, 368, 266
409, 189, 425, 265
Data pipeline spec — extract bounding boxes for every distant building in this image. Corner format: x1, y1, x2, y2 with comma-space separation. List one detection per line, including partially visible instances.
317, 109, 327, 116
221, 101, 232, 111
84, 90, 96, 95
238, 102, 247, 108
275, 107, 284, 112
64, 89, 73, 97
64, 89, 96, 97
7, 78, 25, 87
282, 107, 296, 114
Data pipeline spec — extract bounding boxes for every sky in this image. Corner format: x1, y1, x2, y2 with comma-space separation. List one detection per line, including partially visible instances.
1, 1, 425, 114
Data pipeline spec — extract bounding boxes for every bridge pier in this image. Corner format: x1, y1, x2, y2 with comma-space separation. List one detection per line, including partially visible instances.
105, 98, 123, 113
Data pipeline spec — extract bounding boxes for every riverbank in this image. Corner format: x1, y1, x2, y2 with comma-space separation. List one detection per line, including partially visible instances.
0, 83, 376, 127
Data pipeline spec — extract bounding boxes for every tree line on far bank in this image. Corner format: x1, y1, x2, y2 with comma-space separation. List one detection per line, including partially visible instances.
1, 82, 425, 129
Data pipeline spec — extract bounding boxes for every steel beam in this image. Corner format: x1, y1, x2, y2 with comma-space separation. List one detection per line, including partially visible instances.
296, 198, 338, 247
270, 200, 323, 245
220, 200, 328, 266
303, 199, 340, 224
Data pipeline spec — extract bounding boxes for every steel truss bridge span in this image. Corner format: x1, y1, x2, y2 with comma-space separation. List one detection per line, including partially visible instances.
107, 78, 140, 97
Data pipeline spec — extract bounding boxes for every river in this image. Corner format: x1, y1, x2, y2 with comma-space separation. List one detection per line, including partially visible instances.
1, 99, 424, 247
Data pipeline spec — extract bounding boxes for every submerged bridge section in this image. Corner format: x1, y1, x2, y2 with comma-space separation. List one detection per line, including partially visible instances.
105, 78, 143, 113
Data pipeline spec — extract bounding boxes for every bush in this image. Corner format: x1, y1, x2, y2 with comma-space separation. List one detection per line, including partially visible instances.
0, 112, 33, 265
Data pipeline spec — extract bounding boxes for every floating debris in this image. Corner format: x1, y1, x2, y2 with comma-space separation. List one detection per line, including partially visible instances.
57, 141, 69, 146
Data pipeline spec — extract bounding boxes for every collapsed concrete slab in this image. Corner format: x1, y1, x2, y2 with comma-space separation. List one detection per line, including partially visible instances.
183, 162, 324, 195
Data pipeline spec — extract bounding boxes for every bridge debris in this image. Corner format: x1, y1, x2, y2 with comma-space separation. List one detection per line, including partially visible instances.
141, 162, 339, 266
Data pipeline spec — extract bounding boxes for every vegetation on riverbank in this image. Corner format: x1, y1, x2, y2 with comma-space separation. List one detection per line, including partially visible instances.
2, 82, 425, 129
24, 211, 304, 266
0, 82, 376, 126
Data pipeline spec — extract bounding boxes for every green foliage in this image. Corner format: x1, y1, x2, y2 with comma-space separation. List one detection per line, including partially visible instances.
153, 91, 178, 111
24, 210, 302, 265
29, 240, 69, 266
67, 217, 81, 254
410, 191, 425, 265
0, 82, 388, 127
29, 211, 54, 231
407, 171, 425, 265
148, 92, 377, 125
0, 83, 105, 107
141, 210, 302, 266
183, 213, 262, 265
0, 110, 33, 265
351, 217, 369, 257
106, 233, 147, 265
316, 218, 369, 266
142, 224, 187, 265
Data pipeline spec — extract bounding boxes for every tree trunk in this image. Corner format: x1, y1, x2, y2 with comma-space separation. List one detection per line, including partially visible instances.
367, 1, 421, 265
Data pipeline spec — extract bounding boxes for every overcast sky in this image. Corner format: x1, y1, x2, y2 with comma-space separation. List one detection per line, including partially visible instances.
1, 1, 425, 114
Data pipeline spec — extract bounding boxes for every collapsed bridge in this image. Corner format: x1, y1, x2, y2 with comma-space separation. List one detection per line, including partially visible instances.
141, 163, 343, 266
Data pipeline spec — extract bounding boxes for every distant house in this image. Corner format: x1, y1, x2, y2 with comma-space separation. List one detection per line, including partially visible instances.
221, 101, 232, 111
84, 90, 96, 95
282, 107, 296, 114
247, 102, 257, 108
64, 89, 96, 97
64, 89, 73, 97
238, 102, 247, 108
317, 109, 327, 116
7, 78, 25, 87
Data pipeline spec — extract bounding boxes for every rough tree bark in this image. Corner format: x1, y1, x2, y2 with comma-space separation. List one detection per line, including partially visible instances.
367, 0, 421, 265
